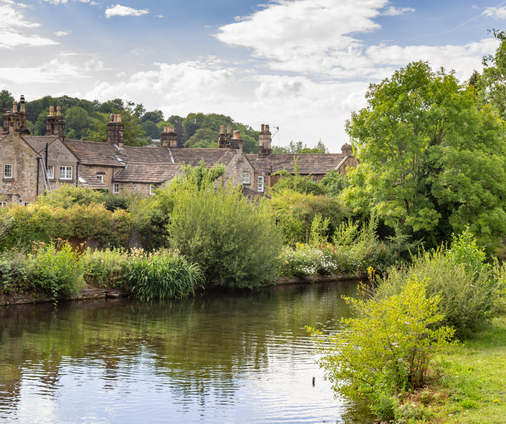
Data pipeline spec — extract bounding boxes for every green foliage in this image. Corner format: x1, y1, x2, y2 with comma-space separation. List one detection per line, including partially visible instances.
0, 89, 14, 113
272, 158, 324, 196
37, 185, 107, 208
376, 230, 497, 336
123, 249, 204, 300
0, 203, 132, 251
165, 173, 283, 288
344, 60, 506, 251
185, 128, 219, 148
270, 188, 348, 245
81, 248, 126, 288
26, 242, 85, 300
481, 29, 506, 119
64, 106, 93, 139
141, 120, 161, 140
271, 140, 329, 154
309, 278, 454, 419
87, 102, 148, 146
319, 170, 349, 197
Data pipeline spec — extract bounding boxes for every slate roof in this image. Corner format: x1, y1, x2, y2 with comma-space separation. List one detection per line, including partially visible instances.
113, 163, 181, 184
65, 140, 126, 167
241, 186, 270, 201
78, 166, 109, 189
169, 148, 235, 167
246, 153, 348, 174
24, 135, 59, 153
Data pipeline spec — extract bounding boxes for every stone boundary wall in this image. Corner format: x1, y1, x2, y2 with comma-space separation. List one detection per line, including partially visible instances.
0, 273, 366, 306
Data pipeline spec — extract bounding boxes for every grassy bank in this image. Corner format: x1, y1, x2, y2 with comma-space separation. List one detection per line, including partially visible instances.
400, 317, 506, 423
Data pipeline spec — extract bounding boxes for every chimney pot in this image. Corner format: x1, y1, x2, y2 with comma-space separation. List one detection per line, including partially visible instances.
56, 106, 61, 116
49, 106, 54, 117
261, 124, 265, 132
227, 126, 231, 134
12, 101, 17, 113
220, 125, 224, 134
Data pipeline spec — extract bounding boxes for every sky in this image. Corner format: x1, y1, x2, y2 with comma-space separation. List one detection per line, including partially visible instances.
1, 0, 506, 152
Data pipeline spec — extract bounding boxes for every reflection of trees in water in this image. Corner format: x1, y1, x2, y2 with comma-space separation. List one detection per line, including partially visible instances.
0, 282, 359, 417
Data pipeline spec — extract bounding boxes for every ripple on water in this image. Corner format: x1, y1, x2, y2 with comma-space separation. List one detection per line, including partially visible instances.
0, 282, 374, 424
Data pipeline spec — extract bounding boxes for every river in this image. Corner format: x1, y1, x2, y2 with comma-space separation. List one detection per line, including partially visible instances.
0, 282, 374, 424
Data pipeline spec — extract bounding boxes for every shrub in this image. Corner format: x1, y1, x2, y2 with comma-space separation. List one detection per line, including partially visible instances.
123, 249, 204, 300
26, 242, 85, 299
37, 185, 107, 208
81, 248, 127, 288
376, 230, 496, 337
270, 188, 348, 245
167, 175, 283, 288
309, 278, 454, 420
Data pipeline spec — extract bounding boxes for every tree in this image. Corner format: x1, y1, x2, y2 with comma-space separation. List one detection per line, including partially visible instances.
142, 110, 164, 123
65, 106, 92, 139
344, 61, 506, 250
481, 29, 506, 118
184, 128, 219, 148
0, 89, 14, 113
271, 140, 329, 154
87, 103, 147, 146
141, 120, 161, 141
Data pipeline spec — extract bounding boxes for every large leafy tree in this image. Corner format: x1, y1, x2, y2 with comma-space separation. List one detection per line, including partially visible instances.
481, 29, 506, 118
87, 102, 147, 146
343, 61, 506, 249
0, 89, 14, 113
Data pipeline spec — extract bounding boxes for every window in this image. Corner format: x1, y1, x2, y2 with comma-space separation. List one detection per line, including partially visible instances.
243, 172, 250, 184
113, 183, 120, 194
60, 166, 73, 180
258, 176, 264, 193
4, 164, 13, 179
150, 184, 157, 195
24, 202, 31, 207
47, 165, 54, 179
0, 202, 7, 208
97, 175, 104, 183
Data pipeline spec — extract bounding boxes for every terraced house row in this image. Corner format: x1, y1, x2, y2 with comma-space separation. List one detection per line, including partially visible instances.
0, 96, 358, 206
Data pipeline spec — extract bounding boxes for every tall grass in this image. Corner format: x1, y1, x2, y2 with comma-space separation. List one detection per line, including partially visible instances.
123, 249, 204, 300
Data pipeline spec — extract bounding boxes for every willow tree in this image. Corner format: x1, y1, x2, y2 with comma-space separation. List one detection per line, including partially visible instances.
343, 61, 506, 250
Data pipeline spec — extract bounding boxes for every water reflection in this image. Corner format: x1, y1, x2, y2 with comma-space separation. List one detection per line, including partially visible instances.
0, 282, 374, 424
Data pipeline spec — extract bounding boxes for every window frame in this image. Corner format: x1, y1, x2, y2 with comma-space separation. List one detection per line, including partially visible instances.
0, 202, 7, 207
258, 176, 264, 193
242, 172, 250, 185
97, 175, 104, 183
4, 164, 13, 179
150, 184, 157, 196
59, 166, 73, 180
113, 183, 120, 194
47, 165, 54, 179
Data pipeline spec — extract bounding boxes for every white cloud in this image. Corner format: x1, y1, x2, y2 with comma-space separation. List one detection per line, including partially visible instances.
105, 4, 149, 18
0, 59, 87, 83
483, 6, 506, 19
382, 6, 415, 16
0, 2, 58, 48
41, 0, 98, 4
215, 0, 497, 80
54, 30, 71, 36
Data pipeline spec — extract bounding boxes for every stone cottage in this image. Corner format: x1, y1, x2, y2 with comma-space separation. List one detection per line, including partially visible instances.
1, 97, 358, 205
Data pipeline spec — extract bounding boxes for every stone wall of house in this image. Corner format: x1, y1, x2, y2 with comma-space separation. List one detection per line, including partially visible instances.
82, 165, 120, 191
0, 133, 39, 204
39, 138, 78, 194
338, 156, 359, 175
223, 149, 255, 189
116, 182, 153, 197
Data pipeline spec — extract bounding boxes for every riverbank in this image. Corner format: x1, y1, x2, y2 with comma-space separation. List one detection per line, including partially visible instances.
397, 317, 506, 423
0, 273, 364, 306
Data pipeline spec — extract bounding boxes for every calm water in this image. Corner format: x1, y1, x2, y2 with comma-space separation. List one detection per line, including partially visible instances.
0, 282, 373, 424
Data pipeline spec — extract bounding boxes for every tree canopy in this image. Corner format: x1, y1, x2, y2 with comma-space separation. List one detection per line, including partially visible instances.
343, 60, 506, 250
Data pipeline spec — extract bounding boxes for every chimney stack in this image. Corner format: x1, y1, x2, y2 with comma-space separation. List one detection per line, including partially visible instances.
2, 95, 30, 135
46, 106, 65, 138
218, 125, 228, 148
341, 143, 353, 156
229, 130, 243, 151
107, 113, 124, 145
258, 123, 272, 157
161, 126, 178, 147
